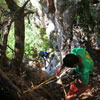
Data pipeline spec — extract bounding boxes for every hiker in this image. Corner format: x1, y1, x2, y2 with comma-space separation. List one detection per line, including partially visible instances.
39, 51, 50, 67
42, 52, 61, 76
56, 47, 94, 100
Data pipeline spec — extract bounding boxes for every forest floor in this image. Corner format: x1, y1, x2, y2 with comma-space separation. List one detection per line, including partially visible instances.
0, 49, 100, 100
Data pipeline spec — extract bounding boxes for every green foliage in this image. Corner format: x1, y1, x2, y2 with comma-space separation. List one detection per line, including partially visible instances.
0, 31, 4, 45
0, 0, 8, 10
0, 0, 50, 60
24, 17, 51, 58
14, 0, 26, 7
0, 0, 9, 23
50, 31, 56, 41
6, 17, 51, 59
6, 23, 15, 59
14, 0, 35, 11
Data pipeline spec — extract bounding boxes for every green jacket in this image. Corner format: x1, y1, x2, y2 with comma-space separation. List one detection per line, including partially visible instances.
71, 47, 94, 84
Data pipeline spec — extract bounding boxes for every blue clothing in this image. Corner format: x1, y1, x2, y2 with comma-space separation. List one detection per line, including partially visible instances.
39, 51, 47, 57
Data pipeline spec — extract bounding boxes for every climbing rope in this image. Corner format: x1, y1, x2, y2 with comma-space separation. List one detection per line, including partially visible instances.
23, 74, 56, 94
23, 68, 74, 94
62, 83, 67, 96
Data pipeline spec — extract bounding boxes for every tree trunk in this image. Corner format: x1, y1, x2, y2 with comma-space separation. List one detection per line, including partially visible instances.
5, 0, 25, 75
11, 9, 25, 75
47, 0, 55, 14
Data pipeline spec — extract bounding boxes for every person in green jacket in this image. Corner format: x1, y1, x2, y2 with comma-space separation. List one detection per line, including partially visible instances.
56, 47, 94, 100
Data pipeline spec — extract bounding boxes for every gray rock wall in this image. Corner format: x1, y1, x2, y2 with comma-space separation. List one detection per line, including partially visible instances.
31, 0, 100, 57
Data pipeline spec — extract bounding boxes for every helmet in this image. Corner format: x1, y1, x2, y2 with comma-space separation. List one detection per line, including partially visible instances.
48, 48, 53, 52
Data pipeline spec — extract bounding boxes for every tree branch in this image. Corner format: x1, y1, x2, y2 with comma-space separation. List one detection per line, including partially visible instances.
21, 0, 30, 9
5, 0, 19, 11
24, 10, 35, 17
7, 45, 14, 52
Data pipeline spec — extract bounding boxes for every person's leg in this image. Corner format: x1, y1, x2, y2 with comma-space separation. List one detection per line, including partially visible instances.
67, 82, 79, 96
42, 58, 46, 68
65, 82, 79, 100
65, 81, 89, 100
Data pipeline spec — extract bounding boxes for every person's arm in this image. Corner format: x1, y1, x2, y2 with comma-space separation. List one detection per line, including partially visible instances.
46, 59, 52, 67
56, 66, 63, 76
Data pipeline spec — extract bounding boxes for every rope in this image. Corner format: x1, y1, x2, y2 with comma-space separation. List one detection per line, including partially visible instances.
62, 83, 67, 96
23, 74, 56, 94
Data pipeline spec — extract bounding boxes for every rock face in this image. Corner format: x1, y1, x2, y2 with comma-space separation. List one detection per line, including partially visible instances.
30, 0, 80, 59
30, 0, 100, 57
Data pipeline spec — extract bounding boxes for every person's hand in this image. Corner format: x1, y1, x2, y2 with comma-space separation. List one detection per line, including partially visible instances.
65, 94, 77, 100
56, 78, 63, 85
